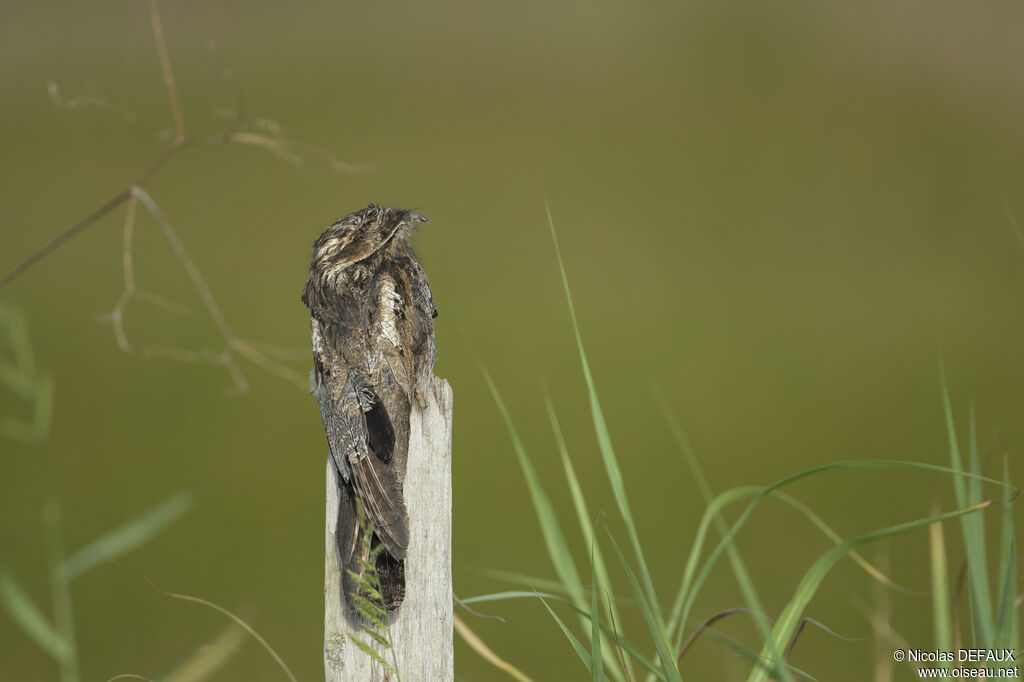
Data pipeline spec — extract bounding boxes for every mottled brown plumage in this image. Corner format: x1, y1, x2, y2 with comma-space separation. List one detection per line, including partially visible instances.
302, 205, 437, 611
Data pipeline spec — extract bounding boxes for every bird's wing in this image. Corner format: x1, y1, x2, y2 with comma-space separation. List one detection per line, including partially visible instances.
317, 372, 409, 561
371, 269, 415, 395
371, 260, 435, 397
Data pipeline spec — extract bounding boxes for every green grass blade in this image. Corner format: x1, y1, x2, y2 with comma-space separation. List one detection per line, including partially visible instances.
965, 404, 990, 642
747, 499, 995, 682
676, 459, 1006, 656
61, 492, 195, 581
0, 561, 70, 661
929, 500, 953, 651
546, 390, 630, 681
546, 202, 663, 628
655, 390, 714, 502
472, 588, 805, 682
658, 392, 784, 663
591, 529, 603, 682
668, 481, 915, 657
771, 491, 913, 594
671, 485, 758, 647
940, 365, 993, 642
538, 595, 613, 682
461, 590, 566, 604
161, 589, 298, 682
466, 590, 665, 679
476, 569, 578, 596
0, 305, 36, 385
937, 364, 987, 638
163, 622, 247, 682
939, 361, 967, 507
455, 613, 536, 682
0, 306, 52, 445
44, 500, 78, 682
572, 601, 666, 680
994, 539, 1015, 648
1013, 568, 1020, 652
656, 393, 718, 658
573, 597, 815, 682
968, 405, 983, 507
0, 372, 53, 445
721, 642, 816, 682
607, 533, 683, 682
1007, 206, 1024, 247
472, 571, 664, 622
689, 507, 784, 681
994, 455, 1017, 647
484, 370, 585, 610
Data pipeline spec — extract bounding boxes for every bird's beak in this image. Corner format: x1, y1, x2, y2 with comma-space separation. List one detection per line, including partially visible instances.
412, 213, 429, 224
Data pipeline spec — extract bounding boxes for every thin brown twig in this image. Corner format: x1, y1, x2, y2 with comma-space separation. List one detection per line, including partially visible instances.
135, 140, 183, 186
852, 595, 909, 651
135, 290, 187, 314
852, 595, 912, 678
783, 619, 807, 663
453, 613, 534, 682
244, 341, 310, 362
121, 195, 138, 292
102, 195, 188, 352
221, 352, 251, 394
454, 593, 506, 623
675, 606, 858, 673
0, 189, 131, 290
162, 622, 247, 682
139, 344, 204, 364
155, 586, 297, 682
676, 607, 750, 663
228, 131, 373, 173
1, 0, 360, 393
109, 195, 139, 351
147, 0, 183, 143
786, 617, 863, 660
131, 187, 307, 391
604, 589, 631, 682
47, 81, 136, 121
0, 140, 180, 293
140, 344, 247, 392
231, 338, 308, 391
133, 187, 231, 338
0, 115, 351, 294
139, 346, 250, 393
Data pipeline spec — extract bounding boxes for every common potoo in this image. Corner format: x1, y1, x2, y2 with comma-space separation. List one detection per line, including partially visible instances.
302, 205, 437, 612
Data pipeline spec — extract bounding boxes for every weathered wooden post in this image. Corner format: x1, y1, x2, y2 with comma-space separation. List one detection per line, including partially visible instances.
324, 376, 454, 680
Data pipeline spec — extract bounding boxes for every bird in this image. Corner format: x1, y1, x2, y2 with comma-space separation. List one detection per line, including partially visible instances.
302, 204, 437, 612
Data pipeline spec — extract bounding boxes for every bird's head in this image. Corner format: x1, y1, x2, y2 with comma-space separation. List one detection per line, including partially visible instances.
311, 205, 428, 274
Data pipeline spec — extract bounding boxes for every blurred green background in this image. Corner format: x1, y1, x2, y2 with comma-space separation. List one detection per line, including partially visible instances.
3, 0, 1024, 679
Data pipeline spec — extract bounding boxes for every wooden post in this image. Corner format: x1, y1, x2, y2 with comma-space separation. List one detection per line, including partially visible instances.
324, 376, 454, 681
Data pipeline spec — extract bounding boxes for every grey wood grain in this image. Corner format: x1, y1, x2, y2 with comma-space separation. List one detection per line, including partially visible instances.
325, 377, 453, 681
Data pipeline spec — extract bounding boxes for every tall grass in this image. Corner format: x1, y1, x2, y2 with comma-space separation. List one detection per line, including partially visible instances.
469, 212, 1019, 681
0, 305, 198, 681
